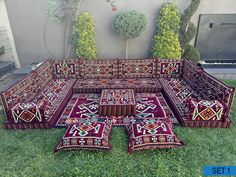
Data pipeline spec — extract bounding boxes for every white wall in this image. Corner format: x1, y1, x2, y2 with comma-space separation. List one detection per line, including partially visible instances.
4, 0, 236, 65
0, 0, 20, 67
5, 0, 190, 65
80, 0, 191, 59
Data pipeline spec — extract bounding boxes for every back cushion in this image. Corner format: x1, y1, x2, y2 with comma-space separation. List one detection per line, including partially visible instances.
53, 59, 80, 79
79, 59, 119, 79
182, 59, 198, 87
195, 72, 234, 106
35, 59, 54, 91
118, 59, 156, 78
182, 59, 234, 106
157, 59, 183, 78
1, 59, 53, 109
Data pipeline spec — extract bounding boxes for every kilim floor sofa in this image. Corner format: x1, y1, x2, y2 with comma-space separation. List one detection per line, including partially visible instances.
0, 58, 235, 129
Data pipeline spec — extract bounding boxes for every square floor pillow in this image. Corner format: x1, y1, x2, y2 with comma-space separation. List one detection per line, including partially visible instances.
125, 119, 184, 153
55, 119, 113, 152
10, 101, 46, 123
188, 99, 226, 121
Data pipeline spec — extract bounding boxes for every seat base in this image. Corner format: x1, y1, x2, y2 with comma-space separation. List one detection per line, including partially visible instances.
73, 78, 162, 93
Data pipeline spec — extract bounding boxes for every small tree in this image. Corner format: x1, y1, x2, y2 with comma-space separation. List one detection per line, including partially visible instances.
151, 2, 182, 59
112, 10, 147, 59
73, 12, 97, 59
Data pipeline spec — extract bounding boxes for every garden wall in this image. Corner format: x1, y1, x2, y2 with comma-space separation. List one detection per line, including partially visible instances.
0, 0, 20, 68
4, 0, 236, 66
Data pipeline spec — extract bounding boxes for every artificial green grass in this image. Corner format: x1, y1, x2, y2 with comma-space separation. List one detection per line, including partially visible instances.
0, 81, 235, 177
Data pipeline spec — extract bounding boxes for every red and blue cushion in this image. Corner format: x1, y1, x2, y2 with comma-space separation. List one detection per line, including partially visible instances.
126, 119, 184, 153
55, 120, 113, 152
188, 99, 226, 121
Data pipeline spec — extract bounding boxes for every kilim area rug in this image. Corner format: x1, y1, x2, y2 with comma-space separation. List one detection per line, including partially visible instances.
56, 92, 178, 127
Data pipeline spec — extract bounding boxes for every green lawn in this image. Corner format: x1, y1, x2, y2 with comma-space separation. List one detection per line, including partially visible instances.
0, 80, 235, 177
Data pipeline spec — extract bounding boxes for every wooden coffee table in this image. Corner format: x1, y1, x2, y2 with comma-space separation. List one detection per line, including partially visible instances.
99, 89, 136, 116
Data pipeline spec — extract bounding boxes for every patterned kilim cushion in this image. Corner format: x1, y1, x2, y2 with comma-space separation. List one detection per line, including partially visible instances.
11, 102, 46, 123
54, 120, 113, 152
99, 89, 136, 116
100, 89, 135, 105
56, 92, 178, 127
73, 79, 111, 93
73, 78, 162, 93
189, 99, 226, 121
110, 79, 162, 92
118, 59, 156, 78
33, 79, 76, 120
157, 59, 182, 78
159, 78, 203, 122
79, 59, 119, 79
125, 119, 184, 153
169, 79, 200, 105
1, 59, 54, 112
53, 59, 80, 78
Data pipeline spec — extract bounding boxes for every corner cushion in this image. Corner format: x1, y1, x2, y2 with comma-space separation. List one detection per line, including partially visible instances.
10, 101, 46, 123
188, 99, 227, 121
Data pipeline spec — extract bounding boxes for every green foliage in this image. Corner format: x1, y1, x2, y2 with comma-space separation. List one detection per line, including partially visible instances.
151, 2, 181, 59
112, 10, 147, 39
157, 2, 181, 34
73, 12, 97, 59
183, 44, 200, 63
0, 46, 5, 56
152, 31, 181, 59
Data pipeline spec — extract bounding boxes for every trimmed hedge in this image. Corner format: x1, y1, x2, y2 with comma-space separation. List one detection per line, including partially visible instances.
157, 3, 180, 34
73, 12, 97, 59
151, 2, 181, 59
152, 31, 181, 59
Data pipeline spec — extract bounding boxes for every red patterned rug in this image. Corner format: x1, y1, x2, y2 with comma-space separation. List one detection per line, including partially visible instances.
56, 92, 178, 127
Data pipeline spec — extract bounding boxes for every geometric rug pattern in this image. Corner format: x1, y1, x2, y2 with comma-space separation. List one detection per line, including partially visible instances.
56, 92, 178, 127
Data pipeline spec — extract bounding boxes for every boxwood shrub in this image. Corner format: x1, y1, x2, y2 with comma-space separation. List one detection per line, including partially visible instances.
73, 12, 97, 59
151, 2, 181, 59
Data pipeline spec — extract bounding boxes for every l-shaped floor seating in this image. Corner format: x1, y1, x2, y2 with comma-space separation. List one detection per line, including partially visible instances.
1, 58, 235, 129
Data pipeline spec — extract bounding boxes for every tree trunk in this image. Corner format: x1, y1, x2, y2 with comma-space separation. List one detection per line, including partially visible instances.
126, 39, 129, 59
